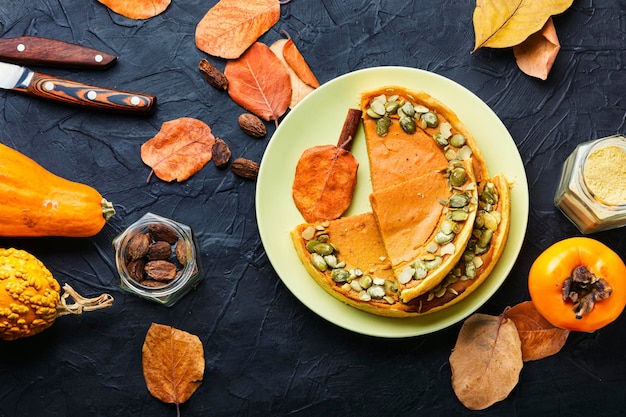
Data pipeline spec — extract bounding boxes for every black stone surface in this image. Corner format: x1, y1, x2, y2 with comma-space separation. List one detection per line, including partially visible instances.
1, 1, 625, 416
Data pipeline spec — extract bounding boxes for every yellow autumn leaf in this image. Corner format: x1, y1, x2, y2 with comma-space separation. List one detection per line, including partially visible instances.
472, 0, 573, 51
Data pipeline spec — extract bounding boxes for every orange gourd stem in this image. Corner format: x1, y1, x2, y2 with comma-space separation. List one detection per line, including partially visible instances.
528, 237, 626, 332
0, 142, 115, 237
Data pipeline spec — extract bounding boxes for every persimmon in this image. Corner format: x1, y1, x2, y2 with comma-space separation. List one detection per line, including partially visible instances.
528, 237, 626, 332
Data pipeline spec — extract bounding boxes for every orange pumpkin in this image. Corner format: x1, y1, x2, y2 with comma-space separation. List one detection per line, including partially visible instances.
528, 237, 626, 332
0, 142, 115, 237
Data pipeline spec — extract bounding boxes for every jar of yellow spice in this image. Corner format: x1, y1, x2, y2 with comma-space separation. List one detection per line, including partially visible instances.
555, 134, 626, 233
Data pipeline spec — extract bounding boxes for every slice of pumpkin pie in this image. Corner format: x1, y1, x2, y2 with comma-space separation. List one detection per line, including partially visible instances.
369, 159, 478, 302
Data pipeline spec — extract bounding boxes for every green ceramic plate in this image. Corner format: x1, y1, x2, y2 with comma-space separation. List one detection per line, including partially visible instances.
256, 66, 528, 338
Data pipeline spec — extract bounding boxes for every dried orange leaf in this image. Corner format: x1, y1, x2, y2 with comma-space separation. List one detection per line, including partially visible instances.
142, 323, 204, 406
292, 109, 361, 222
505, 301, 570, 361
450, 313, 523, 410
98, 0, 170, 19
473, 0, 573, 51
225, 42, 291, 124
269, 39, 316, 109
513, 17, 560, 80
195, 0, 280, 59
282, 38, 320, 89
141, 117, 215, 182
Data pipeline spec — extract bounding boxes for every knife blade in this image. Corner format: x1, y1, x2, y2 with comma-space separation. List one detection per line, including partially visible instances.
0, 61, 156, 114
0, 36, 117, 69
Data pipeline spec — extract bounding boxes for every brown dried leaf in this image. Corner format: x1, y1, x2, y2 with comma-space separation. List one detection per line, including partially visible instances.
142, 323, 204, 406
98, 0, 170, 19
141, 117, 215, 182
269, 39, 316, 109
224, 42, 292, 124
513, 17, 560, 80
505, 301, 570, 361
472, 0, 573, 51
195, 0, 280, 59
449, 313, 523, 410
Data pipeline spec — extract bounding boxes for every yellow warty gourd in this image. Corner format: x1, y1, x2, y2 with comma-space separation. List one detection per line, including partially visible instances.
0, 248, 114, 341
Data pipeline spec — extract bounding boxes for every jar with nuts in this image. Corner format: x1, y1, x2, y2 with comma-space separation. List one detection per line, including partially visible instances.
113, 212, 202, 306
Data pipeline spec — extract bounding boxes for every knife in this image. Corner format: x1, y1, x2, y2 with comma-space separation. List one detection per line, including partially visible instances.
0, 61, 156, 114
0, 36, 117, 69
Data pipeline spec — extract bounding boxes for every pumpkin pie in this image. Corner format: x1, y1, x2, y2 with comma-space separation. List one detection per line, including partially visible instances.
290, 86, 511, 317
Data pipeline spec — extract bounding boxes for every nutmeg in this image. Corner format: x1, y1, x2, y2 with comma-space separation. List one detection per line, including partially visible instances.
238, 113, 266, 138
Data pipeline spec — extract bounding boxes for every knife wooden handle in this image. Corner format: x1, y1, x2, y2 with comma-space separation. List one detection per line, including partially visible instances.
24, 72, 156, 114
0, 36, 117, 69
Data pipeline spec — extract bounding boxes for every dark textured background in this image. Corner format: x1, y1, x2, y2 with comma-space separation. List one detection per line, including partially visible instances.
1, 0, 625, 416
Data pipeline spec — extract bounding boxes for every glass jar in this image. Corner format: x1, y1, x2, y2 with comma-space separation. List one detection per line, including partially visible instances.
112, 212, 202, 306
554, 134, 626, 234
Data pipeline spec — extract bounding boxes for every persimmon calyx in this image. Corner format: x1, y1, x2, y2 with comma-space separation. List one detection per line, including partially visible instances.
562, 266, 612, 320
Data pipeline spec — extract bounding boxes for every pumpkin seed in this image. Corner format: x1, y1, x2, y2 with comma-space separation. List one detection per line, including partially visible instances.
446, 274, 460, 285
399, 116, 416, 134
384, 280, 398, 293
366, 107, 382, 119
376, 116, 392, 136
398, 267, 414, 284
483, 212, 499, 231
305, 239, 320, 253
440, 242, 456, 256
465, 261, 476, 278
441, 219, 459, 234
414, 104, 429, 113
313, 242, 334, 256
367, 285, 386, 299
359, 275, 373, 289
424, 256, 442, 270
414, 261, 428, 279
457, 145, 473, 160
311, 253, 327, 271
433, 132, 448, 146
359, 291, 371, 301
401, 101, 416, 117
421, 112, 439, 128
439, 122, 452, 139
449, 210, 469, 221
350, 280, 363, 292
444, 149, 458, 161
425, 241, 439, 253
449, 167, 467, 187
449, 193, 470, 208
474, 244, 488, 255
370, 100, 386, 116
385, 101, 402, 114
383, 295, 396, 305
324, 254, 338, 268
331, 268, 349, 283
434, 285, 446, 298
434, 231, 454, 245
477, 228, 493, 248
449, 133, 466, 148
